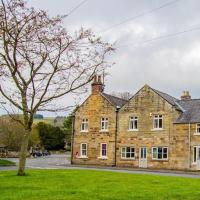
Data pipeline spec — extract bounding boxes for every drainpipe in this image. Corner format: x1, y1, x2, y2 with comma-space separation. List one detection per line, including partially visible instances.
188, 122, 191, 169
71, 114, 75, 165
114, 106, 120, 167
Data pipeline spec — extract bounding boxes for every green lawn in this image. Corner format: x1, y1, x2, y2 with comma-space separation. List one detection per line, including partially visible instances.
0, 169, 200, 200
0, 159, 15, 166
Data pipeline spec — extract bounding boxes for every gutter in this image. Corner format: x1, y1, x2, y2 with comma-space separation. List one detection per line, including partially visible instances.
71, 114, 75, 165
114, 106, 120, 166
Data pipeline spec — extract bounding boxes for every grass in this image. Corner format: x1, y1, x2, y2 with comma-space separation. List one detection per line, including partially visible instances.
0, 159, 15, 166
0, 170, 200, 200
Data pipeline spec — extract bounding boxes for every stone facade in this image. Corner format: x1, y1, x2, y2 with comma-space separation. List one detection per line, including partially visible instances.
72, 78, 200, 171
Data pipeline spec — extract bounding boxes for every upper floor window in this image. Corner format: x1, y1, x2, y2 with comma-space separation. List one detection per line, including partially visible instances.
100, 143, 107, 158
196, 124, 200, 133
80, 143, 87, 157
81, 119, 88, 132
152, 147, 168, 160
121, 147, 135, 159
129, 116, 138, 130
101, 118, 108, 131
153, 115, 163, 129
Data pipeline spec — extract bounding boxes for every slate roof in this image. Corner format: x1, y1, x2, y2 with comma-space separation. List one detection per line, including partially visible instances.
175, 99, 200, 123
151, 87, 200, 123
151, 88, 178, 106
102, 93, 128, 108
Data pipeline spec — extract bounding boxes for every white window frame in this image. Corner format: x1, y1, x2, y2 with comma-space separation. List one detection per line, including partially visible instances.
80, 143, 87, 158
152, 147, 168, 160
100, 118, 108, 132
153, 115, 163, 130
121, 147, 135, 159
100, 143, 107, 159
128, 116, 138, 131
195, 124, 200, 135
81, 119, 88, 132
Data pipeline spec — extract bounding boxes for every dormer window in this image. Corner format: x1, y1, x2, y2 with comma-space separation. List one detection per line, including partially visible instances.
153, 115, 163, 130
101, 118, 108, 131
196, 124, 200, 134
129, 116, 138, 131
81, 119, 88, 132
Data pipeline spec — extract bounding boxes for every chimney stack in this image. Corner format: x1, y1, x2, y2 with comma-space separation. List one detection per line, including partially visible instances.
181, 90, 191, 100
91, 75, 104, 95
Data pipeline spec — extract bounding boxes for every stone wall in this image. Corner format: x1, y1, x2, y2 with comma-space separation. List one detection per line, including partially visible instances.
72, 93, 117, 166
117, 85, 182, 169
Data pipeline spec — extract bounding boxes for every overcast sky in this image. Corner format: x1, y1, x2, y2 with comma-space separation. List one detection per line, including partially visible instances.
2, 0, 200, 117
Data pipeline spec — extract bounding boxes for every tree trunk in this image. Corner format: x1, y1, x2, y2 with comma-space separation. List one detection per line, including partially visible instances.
17, 130, 30, 176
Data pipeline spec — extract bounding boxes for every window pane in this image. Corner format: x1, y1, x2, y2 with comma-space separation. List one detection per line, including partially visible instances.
126, 152, 131, 158
121, 152, 126, 158
154, 119, 158, 128
134, 120, 138, 129
159, 118, 163, 128
194, 147, 197, 162
131, 152, 135, 158
158, 148, 162, 159
153, 148, 157, 159
102, 144, 107, 156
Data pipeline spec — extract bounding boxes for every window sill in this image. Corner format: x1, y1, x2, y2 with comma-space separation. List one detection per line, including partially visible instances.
80, 130, 89, 133
79, 156, 88, 159
151, 128, 164, 131
99, 130, 109, 133
152, 159, 168, 161
121, 158, 136, 160
127, 129, 138, 132
98, 156, 108, 160
194, 132, 200, 136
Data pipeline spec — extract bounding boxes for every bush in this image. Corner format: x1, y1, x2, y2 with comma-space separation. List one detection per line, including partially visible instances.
36, 122, 65, 150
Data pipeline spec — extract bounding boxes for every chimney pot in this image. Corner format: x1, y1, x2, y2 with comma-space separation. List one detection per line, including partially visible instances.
181, 90, 191, 100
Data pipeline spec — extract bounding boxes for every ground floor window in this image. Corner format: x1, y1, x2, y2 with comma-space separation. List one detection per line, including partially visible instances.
80, 143, 87, 157
193, 146, 200, 163
100, 143, 107, 157
152, 147, 168, 160
121, 147, 135, 159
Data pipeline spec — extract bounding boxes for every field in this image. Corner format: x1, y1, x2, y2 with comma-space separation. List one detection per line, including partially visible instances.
0, 169, 200, 200
33, 117, 55, 125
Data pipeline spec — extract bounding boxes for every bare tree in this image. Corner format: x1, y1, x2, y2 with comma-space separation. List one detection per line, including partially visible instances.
0, 0, 114, 175
111, 92, 132, 101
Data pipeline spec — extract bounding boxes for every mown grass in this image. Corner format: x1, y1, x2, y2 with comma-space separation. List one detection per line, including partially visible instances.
0, 169, 200, 200
0, 159, 15, 166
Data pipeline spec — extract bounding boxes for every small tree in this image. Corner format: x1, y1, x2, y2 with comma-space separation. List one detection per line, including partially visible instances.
0, 0, 114, 175
63, 114, 73, 149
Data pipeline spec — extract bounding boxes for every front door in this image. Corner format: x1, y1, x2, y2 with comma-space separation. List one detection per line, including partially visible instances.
139, 147, 147, 168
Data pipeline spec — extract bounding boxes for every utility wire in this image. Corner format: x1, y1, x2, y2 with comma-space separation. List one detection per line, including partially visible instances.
116, 26, 200, 48
99, 0, 180, 34
66, 0, 88, 17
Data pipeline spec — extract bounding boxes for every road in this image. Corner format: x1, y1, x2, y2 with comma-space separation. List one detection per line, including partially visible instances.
2, 154, 70, 169
1, 154, 200, 179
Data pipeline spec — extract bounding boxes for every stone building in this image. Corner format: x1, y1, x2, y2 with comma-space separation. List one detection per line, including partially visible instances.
72, 76, 200, 171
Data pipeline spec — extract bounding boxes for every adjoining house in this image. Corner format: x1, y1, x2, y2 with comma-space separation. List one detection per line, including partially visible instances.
72, 75, 200, 171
